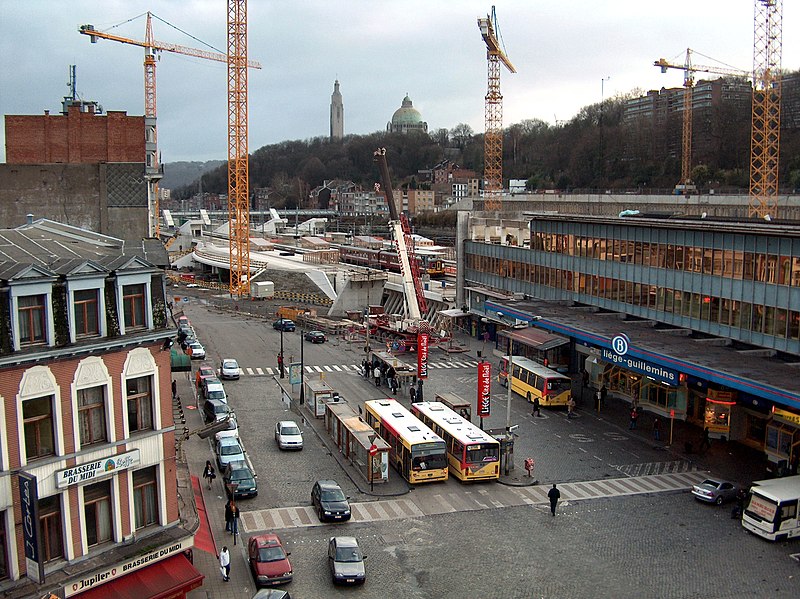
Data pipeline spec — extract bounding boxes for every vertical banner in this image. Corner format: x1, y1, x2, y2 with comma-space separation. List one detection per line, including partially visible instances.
18, 471, 44, 584
417, 333, 429, 379
477, 361, 491, 417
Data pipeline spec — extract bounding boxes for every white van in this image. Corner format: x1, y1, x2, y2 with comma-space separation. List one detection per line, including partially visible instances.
204, 381, 228, 404
741, 475, 800, 541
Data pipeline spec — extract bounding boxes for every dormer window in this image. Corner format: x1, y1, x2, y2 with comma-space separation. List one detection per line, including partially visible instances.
74, 289, 100, 337
18, 294, 47, 345
122, 284, 146, 330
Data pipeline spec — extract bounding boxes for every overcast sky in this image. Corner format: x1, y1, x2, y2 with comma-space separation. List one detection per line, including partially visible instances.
1, 1, 798, 163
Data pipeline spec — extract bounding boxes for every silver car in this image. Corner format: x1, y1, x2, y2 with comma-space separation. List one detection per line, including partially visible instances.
274, 421, 303, 450
328, 536, 366, 585
691, 478, 738, 505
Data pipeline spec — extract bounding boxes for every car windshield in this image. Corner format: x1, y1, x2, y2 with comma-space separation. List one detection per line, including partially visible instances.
223, 361, 238, 369
257, 546, 286, 562
208, 390, 226, 401
220, 444, 242, 456
335, 546, 363, 562
700, 479, 720, 488
214, 404, 230, 415
230, 469, 253, 482
321, 487, 346, 501
281, 425, 301, 436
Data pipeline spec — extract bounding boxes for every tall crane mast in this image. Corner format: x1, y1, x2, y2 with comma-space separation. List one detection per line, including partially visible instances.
749, 0, 783, 219
478, 6, 516, 211
79, 12, 261, 239
373, 148, 426, 321
654, 49, 748, 194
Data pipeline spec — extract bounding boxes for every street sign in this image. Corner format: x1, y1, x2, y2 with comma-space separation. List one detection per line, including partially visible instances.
368, 434, 377, 444
369, 444, 378, 457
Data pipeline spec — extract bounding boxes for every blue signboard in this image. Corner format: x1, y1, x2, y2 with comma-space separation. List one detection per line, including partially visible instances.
601, 348, 679, 385
18, 471, 44, 584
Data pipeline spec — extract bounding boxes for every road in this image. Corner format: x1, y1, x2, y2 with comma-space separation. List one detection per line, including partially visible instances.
181, 298, 798, 599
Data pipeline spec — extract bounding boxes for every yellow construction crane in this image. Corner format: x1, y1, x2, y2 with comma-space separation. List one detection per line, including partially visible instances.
478, 6, 515, 211
749, 0, 783, 219
79, 12, 261, 239
654, 49, 748, 195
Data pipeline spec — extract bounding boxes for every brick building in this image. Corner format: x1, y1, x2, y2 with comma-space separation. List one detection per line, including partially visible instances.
0, 219, 203, 598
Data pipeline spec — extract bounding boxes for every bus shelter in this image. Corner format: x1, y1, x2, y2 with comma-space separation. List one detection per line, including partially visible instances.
305, 378, 336, 419
435, 392, 472, 422
370, 350, 417, 386
325, 400, 390, 484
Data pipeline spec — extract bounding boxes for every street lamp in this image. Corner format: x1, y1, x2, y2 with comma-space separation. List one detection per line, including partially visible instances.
279, 322, 285, 379
299, 310, 310, 405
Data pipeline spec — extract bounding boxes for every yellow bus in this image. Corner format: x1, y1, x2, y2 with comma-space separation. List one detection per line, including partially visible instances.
364, 399, 448, 484
412, 401, 500, 482
498, 356, 572, 407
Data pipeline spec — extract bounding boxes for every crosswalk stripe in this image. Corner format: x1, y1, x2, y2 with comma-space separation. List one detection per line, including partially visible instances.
266, 367, 275, 375
332, 365, 342, 371
245, 368, 254, 375
255, 367, 264, 375
230, 361, 481, 375
323, 365, 334, 372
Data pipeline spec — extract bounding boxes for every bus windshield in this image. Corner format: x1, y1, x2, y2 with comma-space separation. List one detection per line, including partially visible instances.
411, 444, 447, 471
547, 378, 571, 395
465, 443, 499, 464
744, 493, 779, 522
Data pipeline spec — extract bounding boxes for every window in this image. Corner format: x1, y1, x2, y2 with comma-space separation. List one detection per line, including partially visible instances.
84, 481, 112, 547
74, 289, 99, 336
23, 396, 55, 460
133, 467, 158, 529
127, 376, 153, 432
78, 386, 107, 446
0, 514, 7, 580
39, 495, 64, 562
122, 284, 146, 329
18, 294, 46, 344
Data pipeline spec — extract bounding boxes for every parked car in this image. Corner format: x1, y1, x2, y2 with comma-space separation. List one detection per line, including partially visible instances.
275, 421, 303, 450
204, 381, 228, 404
692, 478, 739, 505
248, 533, 293, 587
195, 362, 216, 389
177, 315, 191, 327
215, 413, 239, 441
252, 590, 291, 599
216, 437, 245, 469
223, 460, 258, 499
303, 330, 327, 344
273, 319, 296, 332
203, 398, 231, 424
311, 480, 351, 522
201, 376, 222, 399
328, 536, 366, 585
220, 358, 241, 380
187, 341, 206, 360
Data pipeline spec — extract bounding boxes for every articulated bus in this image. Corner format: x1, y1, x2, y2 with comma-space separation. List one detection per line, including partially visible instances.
742, 475, 800, 541
364, 399, 448, 484
498, 356, 572, 407
411, 401, 500, 482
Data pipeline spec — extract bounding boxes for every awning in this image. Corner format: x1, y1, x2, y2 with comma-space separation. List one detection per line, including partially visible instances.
499, 327, 569, 352
438, 308, 470, 318
170, 348, 191, 372
76, 553, 203, 599
191, 475, 217, 555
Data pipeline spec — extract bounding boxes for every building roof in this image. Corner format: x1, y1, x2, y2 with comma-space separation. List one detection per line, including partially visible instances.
391, 95, 424, 126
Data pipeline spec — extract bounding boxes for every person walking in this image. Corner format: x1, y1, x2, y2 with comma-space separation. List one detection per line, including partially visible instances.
699, 427, 711, 452
171, 379, 177, 400
416, 380, 424, 402
567, 396, 576, 419
600, 384, 608, 406
203, 460, 216, 490
373, 364, 381, 387
230, 500, 240, 541
548, 484, 561, 516
532, 396, 541, 418
629, 407, 639, 430
219, 546, 231, 582
389, 375, 398, 395
410, 385, 417, 403
224, 499, 233, 533
653, 417, 662, 441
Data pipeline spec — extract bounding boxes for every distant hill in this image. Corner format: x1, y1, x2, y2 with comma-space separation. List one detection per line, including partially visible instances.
161, 160, 224, 190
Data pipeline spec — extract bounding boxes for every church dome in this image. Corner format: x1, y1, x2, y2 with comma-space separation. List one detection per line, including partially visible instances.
388, 95, 427, 133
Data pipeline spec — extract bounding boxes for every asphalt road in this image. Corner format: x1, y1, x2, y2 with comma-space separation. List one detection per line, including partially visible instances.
180, 297, 799, 599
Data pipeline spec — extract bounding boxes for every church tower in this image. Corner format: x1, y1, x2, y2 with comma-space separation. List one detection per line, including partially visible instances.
330, 80, 344, 140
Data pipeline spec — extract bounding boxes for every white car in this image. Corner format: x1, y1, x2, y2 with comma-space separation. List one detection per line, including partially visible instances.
187, 341, 206, 360
214, 413, 239, 441
275, 421, 303, 450
220, 358, 240, 380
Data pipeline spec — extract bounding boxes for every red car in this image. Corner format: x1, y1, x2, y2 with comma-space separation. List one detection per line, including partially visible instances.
248, 534, 293, 587
195, 362, 216, 389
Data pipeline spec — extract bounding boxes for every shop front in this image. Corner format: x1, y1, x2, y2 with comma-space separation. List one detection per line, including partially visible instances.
766, 408, 800, 477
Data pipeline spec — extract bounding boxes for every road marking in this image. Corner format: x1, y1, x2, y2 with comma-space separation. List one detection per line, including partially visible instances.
227, 361, 480, 376
255, 368, 264, 375
245, 368, 254, 375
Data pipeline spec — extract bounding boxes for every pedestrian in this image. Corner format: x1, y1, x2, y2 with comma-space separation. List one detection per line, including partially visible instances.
600, 384, 608, 406
699, 427, 711, 452
277, 353, 284, 376
373, 364, 381, 387
595, 388, 601, 410
416, 380, 424, 402
631, 387, 640, 409
219, 546, 231, 582
548, 484, 561, 516
224, 499, 233, 532
582, 370, 589, 389
653, 417, 662, 441
629, 407, 639, 430
567, 396, 576, 419
171, 379, 177, 399
410, 385, 417, 403
203, 460, 216, 490
230, 500, 240, 539
389, 376, 398, 395
362, 359, 369, 378
532, 396, 541, 418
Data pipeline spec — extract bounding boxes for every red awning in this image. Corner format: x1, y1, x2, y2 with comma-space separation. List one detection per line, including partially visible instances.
76, 554, 203, 599
191, 475, 217, 555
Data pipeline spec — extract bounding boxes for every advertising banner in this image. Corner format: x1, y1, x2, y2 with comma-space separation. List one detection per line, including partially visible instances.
55, 449, 140, 489
477, 361, 491, 418
19, 471, 44, 584
417, 333, 429, 379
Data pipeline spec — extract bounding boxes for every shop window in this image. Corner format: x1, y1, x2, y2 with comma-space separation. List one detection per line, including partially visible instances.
746, 414, 767, 444
84, 480, 112, 547
133, 466, 159, 529
39, 495, 64, 562
0, 514, 7, 580
122, 284, 146, 329
23, 396, 55, 460
18, 294, 47, 345
126, 376, 153, 433
74, 289, 100, 337
790, 311, 800, 341
791, 257, 800, 287
78, 386, 107, 446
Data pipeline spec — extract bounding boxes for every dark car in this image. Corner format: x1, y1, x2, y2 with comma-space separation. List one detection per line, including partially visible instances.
304, 330, 327, 344
311, 480, 351, 522
273, 319, 296, 332
691, 478, 739, 505
328, 536, 366, 585
203, 398, 231, 424
223, 460, 258, 499
248, 533, 292, 587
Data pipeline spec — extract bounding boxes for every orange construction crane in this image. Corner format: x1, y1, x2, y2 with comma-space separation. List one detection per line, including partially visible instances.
79, 12, 261, 238
654, 49, 748, 194
749, 0, 783, 219
478, 6, 515, 211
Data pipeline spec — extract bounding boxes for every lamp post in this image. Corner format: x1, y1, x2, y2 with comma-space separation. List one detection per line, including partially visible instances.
506, 332, 513, 432
299, 310, 310, 405
279, 323, 285, 379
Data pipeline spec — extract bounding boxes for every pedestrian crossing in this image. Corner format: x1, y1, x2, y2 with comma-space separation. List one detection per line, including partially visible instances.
239, 470, 707, 533
234, 360, 480, 377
